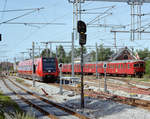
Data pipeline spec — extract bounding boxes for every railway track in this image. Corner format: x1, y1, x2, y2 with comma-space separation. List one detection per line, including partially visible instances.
46, 80, 150, 112
10, 76, 150, 112
2, 78, 89, 119
84, 76, 150, 95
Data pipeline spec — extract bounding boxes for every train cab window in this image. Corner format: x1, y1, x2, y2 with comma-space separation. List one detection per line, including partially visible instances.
43, 58, 56, 72
134, 64, 139, 68
140, 63, 144, 67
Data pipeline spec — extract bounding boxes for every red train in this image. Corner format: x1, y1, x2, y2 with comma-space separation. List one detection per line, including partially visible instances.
62, 60, 145, 78
17, 57, 59, 82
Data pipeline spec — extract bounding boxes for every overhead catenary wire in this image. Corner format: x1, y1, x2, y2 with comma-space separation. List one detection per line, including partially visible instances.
82, 5, 116, 11
4, 22, 65, 25
0, 7, 44, 25
87, 6, 115, 25
0, 7, 46, 12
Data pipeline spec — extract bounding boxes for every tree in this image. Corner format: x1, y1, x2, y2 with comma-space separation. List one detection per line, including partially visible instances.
41, 48, 55, 58
65, 51, 72, 63
57, 45, 66, 63
74, 46, 87, 57
41, 49, 50, 57
90, 50, 96, 62
136, 48, 150, 60
97, 44, 114, 61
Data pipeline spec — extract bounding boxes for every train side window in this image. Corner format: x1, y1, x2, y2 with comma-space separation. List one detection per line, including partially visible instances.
109, 65, 111, 69
121, 64, 123, 69
115, 65, 117, 68
124, 64, 126, 68
118, 64, 120, 69
112, 65, 114, 69
128, 64, 130, 69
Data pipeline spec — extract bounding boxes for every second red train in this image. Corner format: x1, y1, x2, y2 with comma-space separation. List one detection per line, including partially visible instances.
62, 60, 145, 78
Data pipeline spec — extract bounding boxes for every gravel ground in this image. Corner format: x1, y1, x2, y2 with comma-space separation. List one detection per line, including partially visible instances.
84, 79, 150, 101
12, 77, 150, 119
0, 79, 79, 119
0, 80, 48, 119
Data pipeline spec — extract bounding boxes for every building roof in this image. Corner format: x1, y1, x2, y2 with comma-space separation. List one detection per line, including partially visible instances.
110, 47, 137, 61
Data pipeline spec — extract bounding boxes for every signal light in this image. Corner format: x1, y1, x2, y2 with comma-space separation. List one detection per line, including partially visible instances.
0, 34, 2, 41
77, 20, 86, 33
33, 64, 36, 73
79, 33, 86, 45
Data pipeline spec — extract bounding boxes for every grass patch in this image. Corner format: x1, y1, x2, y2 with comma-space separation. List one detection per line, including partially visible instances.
15, 78, 24, 83
0, 91, 21, 118
0, 91, 36, 119
10, 111, 36, 119
0, 91, 21, 111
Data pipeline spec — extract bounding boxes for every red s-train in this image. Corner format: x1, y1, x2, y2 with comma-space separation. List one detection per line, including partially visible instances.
62, 60, 145, 77
17, 57, 59, 81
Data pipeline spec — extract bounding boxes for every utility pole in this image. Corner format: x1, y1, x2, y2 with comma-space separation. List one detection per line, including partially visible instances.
81, 44, 84, 108
96, 43, 98, 78
14, 57, 17, 72
113, 31, 117, 53
72, 32, 75, 77
49, 43, 52, 57
45, 42, 49, 57
32, 41, 35, 87
103, 63, 107, 92
38, 46, 41, 57
56, 46, 58, 59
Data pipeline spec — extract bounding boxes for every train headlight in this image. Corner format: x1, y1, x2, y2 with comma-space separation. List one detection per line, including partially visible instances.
48, 70, 51, 72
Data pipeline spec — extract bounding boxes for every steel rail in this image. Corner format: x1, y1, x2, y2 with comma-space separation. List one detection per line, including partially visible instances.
2, 79, 58, 119
8, 78, 90, 119
45, 78, 150, 111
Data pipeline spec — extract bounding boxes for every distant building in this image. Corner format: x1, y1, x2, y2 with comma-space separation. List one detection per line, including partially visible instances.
109, 47, 138, 61
0, 62, 13, 71
74, 47, 138, 63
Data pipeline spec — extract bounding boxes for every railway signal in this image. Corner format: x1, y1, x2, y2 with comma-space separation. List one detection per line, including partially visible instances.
79, 33, 87, 45
103, 63, 107, 68
77, 20, 87, 46
103, 63, 107, 92
0, 34, 2, 41
77, 20, 87, 108
59, 63, 63, 95
77, 20, 86, 33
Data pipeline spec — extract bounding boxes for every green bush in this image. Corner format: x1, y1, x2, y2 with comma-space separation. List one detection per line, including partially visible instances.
12, 112, 36, 119
145, 61, 150, 77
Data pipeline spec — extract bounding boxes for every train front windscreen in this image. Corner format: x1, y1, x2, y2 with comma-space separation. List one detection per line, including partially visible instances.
43, 58, 56, 73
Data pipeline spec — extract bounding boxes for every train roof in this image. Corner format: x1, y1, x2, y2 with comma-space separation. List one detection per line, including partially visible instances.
63, 60, 144, 65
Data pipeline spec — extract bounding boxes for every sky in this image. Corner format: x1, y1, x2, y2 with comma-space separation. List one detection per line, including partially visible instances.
0, 0, 150, 62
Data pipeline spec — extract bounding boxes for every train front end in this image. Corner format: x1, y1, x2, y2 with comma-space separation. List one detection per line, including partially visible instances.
133, 60, 145, 78
41, 57, 59, 82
